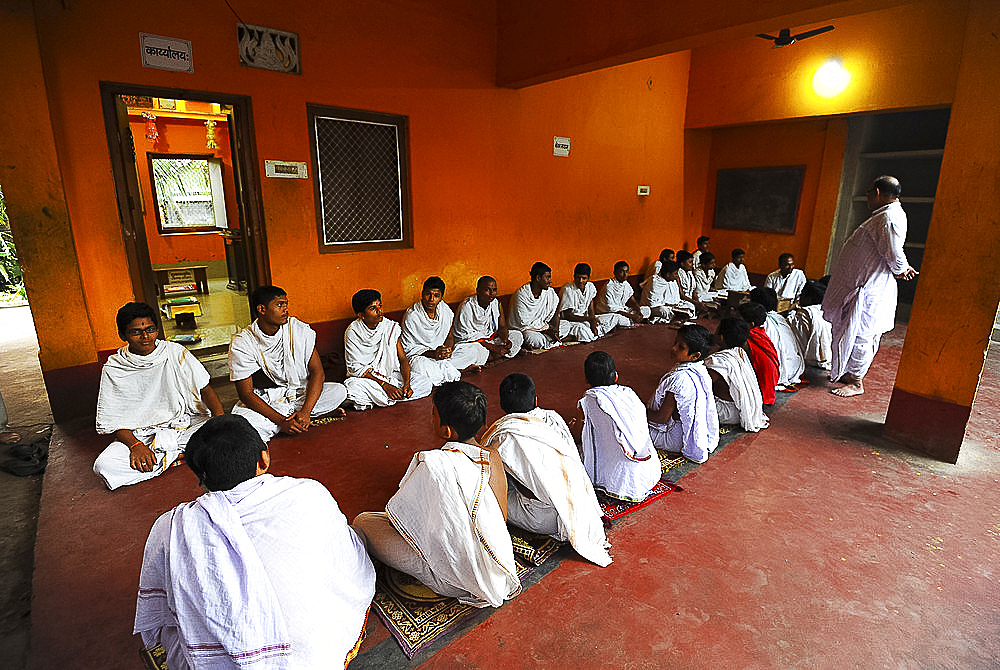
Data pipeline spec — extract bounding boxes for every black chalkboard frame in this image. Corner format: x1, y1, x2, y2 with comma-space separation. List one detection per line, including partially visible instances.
712, 165, 805, 234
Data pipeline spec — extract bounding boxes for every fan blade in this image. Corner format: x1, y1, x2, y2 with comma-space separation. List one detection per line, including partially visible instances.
793, 25, 834, 41
756, 33, 777, 40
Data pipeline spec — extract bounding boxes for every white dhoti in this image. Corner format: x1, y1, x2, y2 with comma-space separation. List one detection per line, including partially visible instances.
232, 382, 349, 442
344, 316, 433, 411
452, 296, 523, 359
343, 372, 433, 411
558, 320, 598, 342
509, 283, 559, 350
94, 419, 208, 491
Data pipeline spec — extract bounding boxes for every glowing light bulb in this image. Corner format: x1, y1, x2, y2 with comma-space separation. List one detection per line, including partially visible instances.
812, 59, 850, 97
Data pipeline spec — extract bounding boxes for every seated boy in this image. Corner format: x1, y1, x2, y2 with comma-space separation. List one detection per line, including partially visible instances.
765, 253, 807, 301
715, 248, 754, 292
640, 260, 695, 323
452, 275, 524, 362
646, 324, 720, 464
749, 286, 805, 388
704, 318, 769, 432
135, 415, 375, 669
343, 289, 432, 410
352, 382, 520, 607
94, 302, 223, 490
691, 236, 711, 269
693, 252, 718, 301
556, 263, 603, 342
785, 280, 832, 370
737, 302, 780, 405
401, 276, 485, 386
645, 248, 675, 282
577, 351, 661, 502
595, 260, 650, 329
482, 374, 611, 567
230, 286, 348, 442
508, 262, 561, 350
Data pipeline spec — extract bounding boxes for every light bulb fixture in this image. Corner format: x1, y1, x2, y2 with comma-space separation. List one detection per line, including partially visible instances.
812, 59, 850, 98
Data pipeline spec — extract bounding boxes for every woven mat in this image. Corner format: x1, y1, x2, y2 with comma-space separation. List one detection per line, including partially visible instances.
524, 341, 582, 355
371, 532, 551, 658
598, 479, 681, 522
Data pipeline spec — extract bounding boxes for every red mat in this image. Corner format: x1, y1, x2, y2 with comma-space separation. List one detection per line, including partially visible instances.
600, 479, 682, 522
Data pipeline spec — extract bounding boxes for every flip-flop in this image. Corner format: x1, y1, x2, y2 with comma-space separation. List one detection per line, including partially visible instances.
0, 431, 21, 445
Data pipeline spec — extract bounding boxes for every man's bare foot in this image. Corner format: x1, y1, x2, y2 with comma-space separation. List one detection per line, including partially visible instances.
462, 365, 482, 375
831, 381, 864, 397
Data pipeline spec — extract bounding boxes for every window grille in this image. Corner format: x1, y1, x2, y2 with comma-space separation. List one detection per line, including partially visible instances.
308, 105, 412, 252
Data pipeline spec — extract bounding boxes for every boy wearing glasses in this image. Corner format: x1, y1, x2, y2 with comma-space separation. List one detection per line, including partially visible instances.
94, 302, 222, 490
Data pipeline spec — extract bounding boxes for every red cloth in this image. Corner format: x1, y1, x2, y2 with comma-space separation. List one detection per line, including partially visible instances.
745, 327, 780, 404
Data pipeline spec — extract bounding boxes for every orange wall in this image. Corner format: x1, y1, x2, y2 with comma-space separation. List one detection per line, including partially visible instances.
693, 119, 845, 278
29, 0, 691, 358
128, 115, 234, 265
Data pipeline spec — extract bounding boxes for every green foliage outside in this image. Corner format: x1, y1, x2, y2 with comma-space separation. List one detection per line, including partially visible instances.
0, 184, 27, 301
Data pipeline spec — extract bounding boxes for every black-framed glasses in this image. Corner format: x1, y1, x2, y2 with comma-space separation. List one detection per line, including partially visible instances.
126, 326, 158, 337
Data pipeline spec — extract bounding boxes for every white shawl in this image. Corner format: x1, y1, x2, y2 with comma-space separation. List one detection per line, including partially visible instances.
96, 340, 209, 434
400, 300, 454, 357
704, 348, 769, 432
558, 281, 597, 317
648, 362, 720, 463
452, 295, 500, 343
786, 304, 832, 367
386, 442, 520, 608
765, 269, 807, 300
344, 317, 402, 381
228, 317, 315, 391
508, 283, 558, 331
483, 413, 612, 567
596, 278, 634, 314
715, 263, 753, 291
582, 385, 656, 460
762, 311, 805, 386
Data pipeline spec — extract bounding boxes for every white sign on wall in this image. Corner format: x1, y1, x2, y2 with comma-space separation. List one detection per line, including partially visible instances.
140, 33, 193, 73
553, 136, 571, 157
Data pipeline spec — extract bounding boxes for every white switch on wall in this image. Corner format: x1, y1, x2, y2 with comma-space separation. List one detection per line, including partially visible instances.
637, 185, 650, 196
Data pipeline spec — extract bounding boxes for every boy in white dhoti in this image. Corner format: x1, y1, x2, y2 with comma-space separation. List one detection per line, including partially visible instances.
704, 319, 769, 432
401, 276, 485, 387
691, 236, 711, 270
750, 286, 805, 388
94, 302, 223, 491
557, 263, 604, 342
715, 248, 754, 292
135, 415, 375, 669
452, 276, 524, 362
644, 248, 675, 283
509, 261, 561, 350
596, 260, 650, 330
786, 280, 832, 370
483, 373, 611, 566
343, 289, 433, 410
647, 325, 720, 463
230, 286, 348, 442
693, 252, 718, 301
353, 382, 520, 607
765, 253, 807, 301
641, 261, 696, 323
577, 352, 661, 502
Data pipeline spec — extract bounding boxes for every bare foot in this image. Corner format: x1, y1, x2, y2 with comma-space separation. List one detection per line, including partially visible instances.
831, 381, 864, 397
463, 365, 482, 375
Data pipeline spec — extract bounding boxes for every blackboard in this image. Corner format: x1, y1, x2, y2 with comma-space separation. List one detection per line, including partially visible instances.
712, 166, 805, 234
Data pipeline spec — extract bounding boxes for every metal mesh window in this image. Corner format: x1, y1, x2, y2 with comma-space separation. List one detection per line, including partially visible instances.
308, 105, 412, 252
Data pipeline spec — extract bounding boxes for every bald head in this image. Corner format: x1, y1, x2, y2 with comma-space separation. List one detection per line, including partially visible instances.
868, 175, 901, 209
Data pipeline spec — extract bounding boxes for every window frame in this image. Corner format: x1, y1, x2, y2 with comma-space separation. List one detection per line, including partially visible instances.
307, 104, 413, 254
147, 152, 227, 235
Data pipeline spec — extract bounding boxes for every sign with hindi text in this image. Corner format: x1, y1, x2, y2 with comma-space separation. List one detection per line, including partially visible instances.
140, 33, 193, 73
553, 136, 571, 157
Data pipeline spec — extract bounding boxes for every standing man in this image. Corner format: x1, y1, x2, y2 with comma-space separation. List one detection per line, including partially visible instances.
822, 176, 917, 397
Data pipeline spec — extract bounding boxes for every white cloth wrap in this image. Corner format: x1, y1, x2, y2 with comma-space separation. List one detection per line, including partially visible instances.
762, 311, 806, 387
765, 269, 807, 300
704, 348, 769, 432
640, 276, 695, 323
822, 201, 908, 381
483, 410, 612, 567
693, 268, 716, 300
647, 362, 720, 464
452, 295, 522, 358
508, 283, 559, 332
400, 300, 454, 357
786, 304, 832, 369
343, 317, 432, 409
579, 385, 661, 502
229, 318, 314, 392
385, 442, 520, 608
135, 474, 375, 669
558, 282, 603, 340
715, 263, 753, 291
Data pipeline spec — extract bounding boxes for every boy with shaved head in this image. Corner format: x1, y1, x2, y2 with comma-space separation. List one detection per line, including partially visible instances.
452, 275, 523, 361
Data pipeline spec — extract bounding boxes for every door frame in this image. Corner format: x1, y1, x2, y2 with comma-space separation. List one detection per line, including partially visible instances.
99, 82, 270, 312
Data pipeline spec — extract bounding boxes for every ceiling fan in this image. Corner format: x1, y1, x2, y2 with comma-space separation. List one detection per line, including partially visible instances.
756, 25, 834, 48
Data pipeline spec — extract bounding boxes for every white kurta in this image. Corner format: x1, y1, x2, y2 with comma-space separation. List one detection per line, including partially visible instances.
704, 348, 769, 432
693, 268, 717, 300
765, 269, 807, 300
343, 317, 432, 410
94, 340, 211, 490
401, 300, 483, 385
229, 318, 347, 441
677, 269, 697, 300
557, 281, 602, 341
822, 201, 909, 380
135, 474, 375, 670
762, 311, 806, 387
715, 263, 753, 291
579, 385, 662, 502
786, 304, 832, 370
647, 361, 720, 464
386, 442, 521, 608
596, 278, 650, 327
483, 411, 612, 567
508, 283, 560, 349
640, 276, 695, 323
452, 295, 523, 358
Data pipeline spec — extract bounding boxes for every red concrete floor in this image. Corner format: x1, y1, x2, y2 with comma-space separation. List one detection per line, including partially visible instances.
27, 324, 1000, 669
